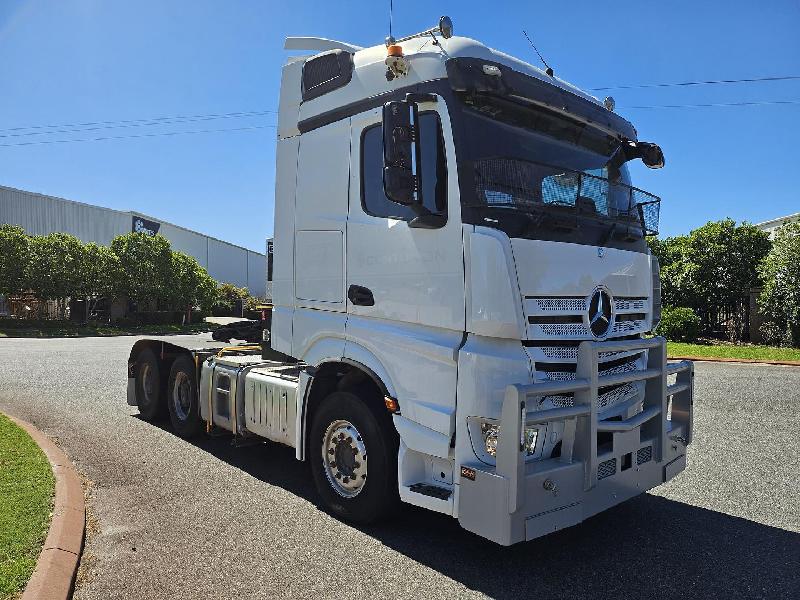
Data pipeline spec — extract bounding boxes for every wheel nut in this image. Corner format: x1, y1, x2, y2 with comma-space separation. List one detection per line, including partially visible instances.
343, 477, 350, 484
328, 448, 334, 455
335, 472, 342, 479
330, 462, 336, 468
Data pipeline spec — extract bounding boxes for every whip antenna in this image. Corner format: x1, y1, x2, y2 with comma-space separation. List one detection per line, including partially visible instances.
522, 30, 554, 77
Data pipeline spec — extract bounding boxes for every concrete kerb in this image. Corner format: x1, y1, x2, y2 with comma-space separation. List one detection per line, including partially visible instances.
5, 414, 86, 600
669, 355, 800, 367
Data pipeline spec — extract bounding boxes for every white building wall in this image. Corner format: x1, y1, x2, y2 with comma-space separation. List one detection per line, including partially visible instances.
755, 213, 800, 240
0, 185, 129, 245
1, 185, 266, 296
207, 237, 249, 289
151, 217, 211, 270
247, 250, 267, 299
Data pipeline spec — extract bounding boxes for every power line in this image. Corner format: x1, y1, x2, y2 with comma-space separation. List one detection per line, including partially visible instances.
0, 124, 277, 148
623, 99, 800, 109
0, 111, 277, 139
591, 75, 800, 91
0, 109, 277, 134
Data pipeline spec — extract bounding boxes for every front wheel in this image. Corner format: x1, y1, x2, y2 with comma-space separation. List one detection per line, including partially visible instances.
310, 391, 398, 524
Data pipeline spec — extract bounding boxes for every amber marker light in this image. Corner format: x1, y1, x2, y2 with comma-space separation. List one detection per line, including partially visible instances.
384, 396, 400, 413
386, 44, 404, 57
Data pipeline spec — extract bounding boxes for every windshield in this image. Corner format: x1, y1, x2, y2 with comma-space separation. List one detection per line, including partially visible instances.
454, 94, 660, 249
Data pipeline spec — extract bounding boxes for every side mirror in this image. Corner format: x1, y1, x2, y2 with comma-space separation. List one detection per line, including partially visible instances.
383, 100, 421, 206
640, 142, 665, 169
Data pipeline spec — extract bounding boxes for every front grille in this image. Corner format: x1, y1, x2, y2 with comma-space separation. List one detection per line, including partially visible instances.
540, 323, 590, 337
524, 295, 650, 340
535, 297, 586, 312
540, 382, 638, 411
525, 296, 649, 417
535, 353, 643, 413
598, 458, 617, 479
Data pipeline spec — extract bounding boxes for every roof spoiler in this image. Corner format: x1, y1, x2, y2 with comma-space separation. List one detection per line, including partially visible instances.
284, 37, 363, 54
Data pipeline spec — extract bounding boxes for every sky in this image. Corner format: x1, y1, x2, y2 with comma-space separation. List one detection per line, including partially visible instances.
1, 0, 798, 251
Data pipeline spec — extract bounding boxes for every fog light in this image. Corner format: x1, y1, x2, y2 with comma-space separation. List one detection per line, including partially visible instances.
481, 422, 539, 457
481, 422, 500, 457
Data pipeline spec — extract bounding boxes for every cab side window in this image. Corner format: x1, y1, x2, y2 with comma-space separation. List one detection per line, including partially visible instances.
361, 112, 447, 220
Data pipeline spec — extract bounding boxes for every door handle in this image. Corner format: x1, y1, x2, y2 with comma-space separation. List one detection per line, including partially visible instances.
348, 285, 375, 306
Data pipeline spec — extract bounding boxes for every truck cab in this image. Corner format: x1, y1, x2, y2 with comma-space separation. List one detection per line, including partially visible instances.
128, 19, 693, 545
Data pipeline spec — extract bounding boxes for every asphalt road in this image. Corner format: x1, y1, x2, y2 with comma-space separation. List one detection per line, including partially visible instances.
0, 335, 798, 600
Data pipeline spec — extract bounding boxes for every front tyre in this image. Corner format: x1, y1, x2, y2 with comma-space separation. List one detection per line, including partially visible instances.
310, 391, 398, 524
167, 355, 203, 438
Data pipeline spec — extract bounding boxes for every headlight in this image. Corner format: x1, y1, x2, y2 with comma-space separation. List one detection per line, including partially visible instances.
480, 422, 539, 457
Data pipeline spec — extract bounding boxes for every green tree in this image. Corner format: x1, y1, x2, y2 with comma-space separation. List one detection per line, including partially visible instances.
648, 235, 697, 308
216, 282, 249, 313
169, 251, 219, 316
80, 242, 120, 299
649, 219, 771, 339
110, 233, 173, 308
758, 222, 800, 347
0, 224, 30, 296
688, 219, 771, 310
27, 233, 86, 316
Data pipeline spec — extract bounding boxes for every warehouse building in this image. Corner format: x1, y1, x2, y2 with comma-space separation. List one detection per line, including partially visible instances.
0, 184, 266, 297
755, 212, 800, 240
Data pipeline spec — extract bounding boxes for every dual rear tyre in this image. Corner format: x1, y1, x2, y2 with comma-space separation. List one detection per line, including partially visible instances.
135, 350, 202, 438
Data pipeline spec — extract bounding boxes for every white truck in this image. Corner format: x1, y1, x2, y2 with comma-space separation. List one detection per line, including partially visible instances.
126, 17, 693, 546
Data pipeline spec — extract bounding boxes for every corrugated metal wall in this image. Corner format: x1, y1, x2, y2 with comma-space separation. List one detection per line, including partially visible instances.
1, 185, 266, 296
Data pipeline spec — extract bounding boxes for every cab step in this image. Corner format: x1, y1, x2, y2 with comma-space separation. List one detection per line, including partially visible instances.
409, 483, 452, 500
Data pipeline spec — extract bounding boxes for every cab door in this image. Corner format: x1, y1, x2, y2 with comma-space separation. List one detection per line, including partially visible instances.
346, 101, 464, 330
344, 99, 464, 437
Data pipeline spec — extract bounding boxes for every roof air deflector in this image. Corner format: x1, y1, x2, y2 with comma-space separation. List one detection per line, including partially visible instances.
284, 37, 363, 53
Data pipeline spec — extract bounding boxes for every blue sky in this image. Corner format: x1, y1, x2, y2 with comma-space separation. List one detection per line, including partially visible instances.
1, 1, 798, 251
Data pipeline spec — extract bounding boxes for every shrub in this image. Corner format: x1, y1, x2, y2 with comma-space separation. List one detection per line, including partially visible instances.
656, 306, 701, 341
758, 222, 800, 348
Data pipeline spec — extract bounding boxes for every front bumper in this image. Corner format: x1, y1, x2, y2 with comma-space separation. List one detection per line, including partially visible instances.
457, 337, 693, 545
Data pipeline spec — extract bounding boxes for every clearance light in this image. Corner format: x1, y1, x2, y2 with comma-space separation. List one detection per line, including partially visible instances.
387, 44, 404, 57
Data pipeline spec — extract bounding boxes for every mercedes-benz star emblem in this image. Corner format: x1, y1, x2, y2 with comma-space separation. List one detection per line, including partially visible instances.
588, 289, 613, 338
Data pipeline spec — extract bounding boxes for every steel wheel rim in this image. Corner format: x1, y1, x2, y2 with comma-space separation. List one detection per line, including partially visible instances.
321, 419, 368, 498
172, 371, 191, 421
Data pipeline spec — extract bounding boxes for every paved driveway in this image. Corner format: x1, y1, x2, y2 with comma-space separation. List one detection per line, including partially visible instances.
0, 335, 797, 599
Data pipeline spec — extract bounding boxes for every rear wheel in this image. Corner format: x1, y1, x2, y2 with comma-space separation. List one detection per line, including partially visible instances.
310, 391, 398, 524
167, 355, 203, 438
135, 348, 165, 420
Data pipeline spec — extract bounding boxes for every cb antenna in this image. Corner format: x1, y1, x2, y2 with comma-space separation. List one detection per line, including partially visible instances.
387, 0, 395, 44
522, 30, 554, 77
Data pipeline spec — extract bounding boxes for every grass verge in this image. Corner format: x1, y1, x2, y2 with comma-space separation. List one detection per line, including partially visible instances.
0, 321, 213, 339
0, 415, 55, 599
668, 341, 800, 362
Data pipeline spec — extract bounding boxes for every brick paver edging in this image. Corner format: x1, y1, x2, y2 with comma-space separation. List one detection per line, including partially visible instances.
5, 414, 86, 600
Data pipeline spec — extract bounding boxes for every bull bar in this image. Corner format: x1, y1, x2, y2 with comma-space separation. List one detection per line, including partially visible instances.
457, 336, 693, 545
